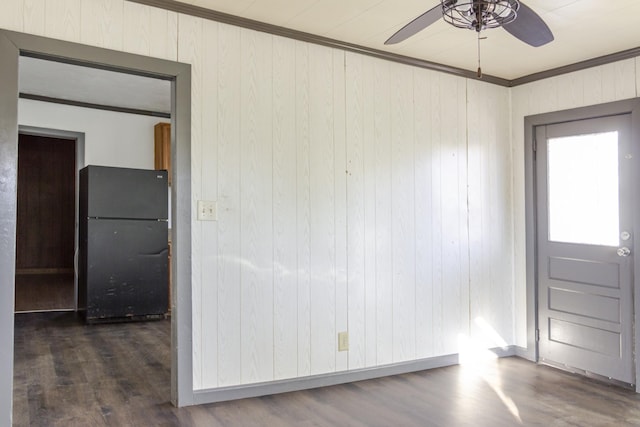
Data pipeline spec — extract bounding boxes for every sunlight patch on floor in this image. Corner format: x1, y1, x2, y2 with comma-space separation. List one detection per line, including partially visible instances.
457, 317, 522, 425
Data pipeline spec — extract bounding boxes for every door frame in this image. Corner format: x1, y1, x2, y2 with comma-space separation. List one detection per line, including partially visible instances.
0, 29, 193, 423
524, 97, 640, 391
17, 127, 85, 311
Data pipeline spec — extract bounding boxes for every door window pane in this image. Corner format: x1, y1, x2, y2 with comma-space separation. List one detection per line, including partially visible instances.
547, 131, 619, 246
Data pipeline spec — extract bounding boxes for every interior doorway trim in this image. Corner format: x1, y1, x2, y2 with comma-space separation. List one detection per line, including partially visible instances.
18, 126, 85, 312
524, 97, 640, 391
0, 29, 193, 424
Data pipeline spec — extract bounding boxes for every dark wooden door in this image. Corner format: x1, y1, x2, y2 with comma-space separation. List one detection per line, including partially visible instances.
15, 134, 76, 272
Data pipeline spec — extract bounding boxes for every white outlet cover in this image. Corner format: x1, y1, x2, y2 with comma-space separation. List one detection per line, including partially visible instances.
338, 331, 349, 352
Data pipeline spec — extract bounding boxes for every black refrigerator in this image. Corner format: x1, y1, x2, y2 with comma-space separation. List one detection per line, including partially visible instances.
79, 165, 168, 323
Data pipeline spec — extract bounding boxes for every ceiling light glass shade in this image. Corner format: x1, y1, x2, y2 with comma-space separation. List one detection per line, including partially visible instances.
441, 0, 519, 31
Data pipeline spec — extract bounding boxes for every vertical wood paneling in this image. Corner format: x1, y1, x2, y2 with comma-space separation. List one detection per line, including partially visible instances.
456, 79, 470, 352
601, 62, 618, 103
362, 56, 377, 367
45, 0, 81, 42
510, 93, 527, 345
272, 36, 298, 380
487, 101, 500, 326
495, 86, 513, 343
333, 49, 348, 373
373, 59, 393, 366
123, 1, 150, 57
200, 18, 219, 389
346, 52, 366, 369
151, 8, 178, 61
511, 81, 539, 347
390, 61, 416, 362
429, 73, 444, 356
539, 78, 559, 113
439, 74, 466, 354
467, 79, 487, 343
80, 0, 123, 51
597, 59, 637, 103
295, 41, 312, 377
468, 80, 512, 346
613, 59, 637, 101
582, 66, 604, 107
413, 67, 434, 359
455, 77, 470, 348
23, 0, 45, 35
216, 23, 242, 387
240, 29, 274, 384
122, 3, 177, 61
0, 0, 23, 32
308, 43, 336, 375
177, 13, 204, 389
556, 72, 584, 111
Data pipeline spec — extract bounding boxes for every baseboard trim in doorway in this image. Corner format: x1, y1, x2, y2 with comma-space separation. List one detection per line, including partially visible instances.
191, 345, 518, 405
15, 268, 74, 275
15, 308, 75, 314
515, 345, 535, 362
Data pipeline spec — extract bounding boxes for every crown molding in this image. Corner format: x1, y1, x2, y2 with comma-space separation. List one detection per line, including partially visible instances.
127, 0, 640, 88
509, 46, 640, 86
126, 0, 510, 86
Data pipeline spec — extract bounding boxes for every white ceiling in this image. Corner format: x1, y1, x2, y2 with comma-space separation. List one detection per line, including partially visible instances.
181, 0, 640, 80
19, 57, 171, 114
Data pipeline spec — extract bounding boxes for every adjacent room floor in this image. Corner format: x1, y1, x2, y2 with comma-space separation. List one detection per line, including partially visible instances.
13, 312, 640, 426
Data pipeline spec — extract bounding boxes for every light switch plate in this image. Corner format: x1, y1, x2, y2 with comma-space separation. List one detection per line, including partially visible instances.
197, 200, 217, 221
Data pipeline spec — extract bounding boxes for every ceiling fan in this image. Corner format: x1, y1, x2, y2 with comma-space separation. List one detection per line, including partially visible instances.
386, 0, 553, 47
385, 1, 553, 76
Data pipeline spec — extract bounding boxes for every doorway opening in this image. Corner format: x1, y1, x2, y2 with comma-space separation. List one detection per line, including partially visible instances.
0, 29, 194, 419
15, 129, 84, 313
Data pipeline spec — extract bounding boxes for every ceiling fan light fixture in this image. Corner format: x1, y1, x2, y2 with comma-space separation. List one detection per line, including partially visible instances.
441, 0, 520, 31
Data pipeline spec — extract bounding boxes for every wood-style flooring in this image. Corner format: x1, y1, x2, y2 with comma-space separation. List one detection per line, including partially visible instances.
13, 312, 640, 426
14, 273, 74, 312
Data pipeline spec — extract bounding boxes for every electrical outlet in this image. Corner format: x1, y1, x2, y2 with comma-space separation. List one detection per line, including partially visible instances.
338, 331, 349, 352
197, 200, 217, 221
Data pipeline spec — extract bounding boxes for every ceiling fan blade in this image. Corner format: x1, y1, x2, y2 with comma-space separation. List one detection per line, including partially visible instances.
503, 2, 554, 47
385, 4, 442, 45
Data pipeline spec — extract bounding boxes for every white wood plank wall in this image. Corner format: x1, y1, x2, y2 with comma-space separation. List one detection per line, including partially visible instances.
511, 58, 639, 347
4, 0, 527, 391
467, 80, 513, 348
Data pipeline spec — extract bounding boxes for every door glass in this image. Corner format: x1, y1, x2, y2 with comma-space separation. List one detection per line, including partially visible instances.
547, 131, 619, 246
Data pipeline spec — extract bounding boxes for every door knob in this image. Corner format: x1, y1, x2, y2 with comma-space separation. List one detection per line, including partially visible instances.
617, 247, 631, 257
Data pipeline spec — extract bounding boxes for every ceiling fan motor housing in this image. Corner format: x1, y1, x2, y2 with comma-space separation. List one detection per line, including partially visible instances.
442, 0, 520, 31
384, 0, 552, 49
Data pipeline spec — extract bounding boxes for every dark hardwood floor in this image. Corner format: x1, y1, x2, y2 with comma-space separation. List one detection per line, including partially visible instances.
13, 312, 640, 426
14, 273, 74, 312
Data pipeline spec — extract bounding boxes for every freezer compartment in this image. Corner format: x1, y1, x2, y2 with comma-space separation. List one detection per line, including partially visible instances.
80, 218, 168, 323
80, 165, 168, 220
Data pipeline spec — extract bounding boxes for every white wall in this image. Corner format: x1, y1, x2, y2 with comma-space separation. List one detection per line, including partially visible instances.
510, 58, 640, 347
18, 98, 163, 170
182, 18, 515, 389
1, 0, 516, 393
